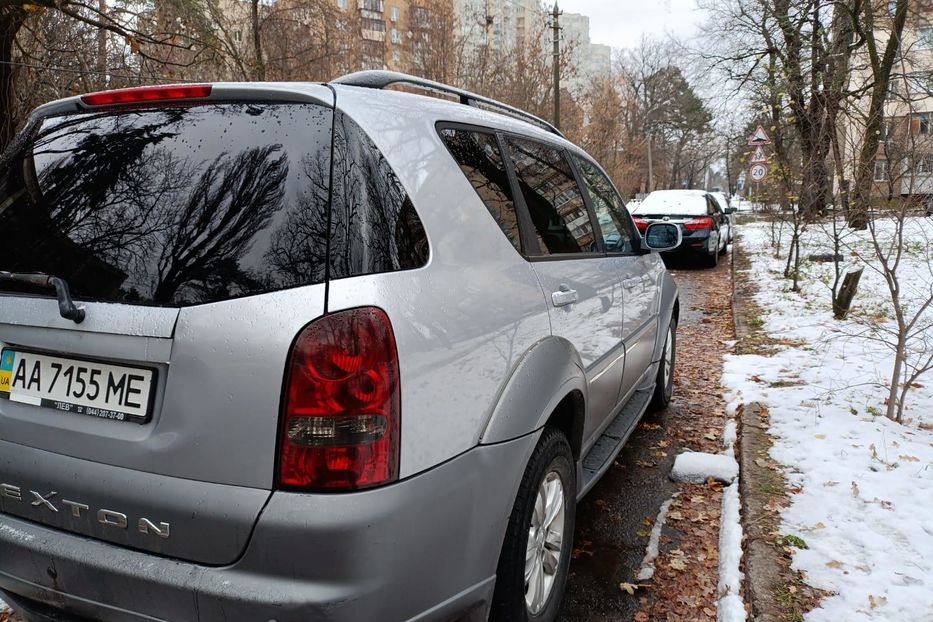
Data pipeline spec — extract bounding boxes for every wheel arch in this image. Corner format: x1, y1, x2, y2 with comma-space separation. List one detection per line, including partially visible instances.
479, 336, 587, 455
652, 273, 680, 363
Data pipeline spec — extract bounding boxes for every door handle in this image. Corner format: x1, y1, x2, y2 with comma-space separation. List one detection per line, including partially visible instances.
622, 277, 641, 290
551, 285, 578, 307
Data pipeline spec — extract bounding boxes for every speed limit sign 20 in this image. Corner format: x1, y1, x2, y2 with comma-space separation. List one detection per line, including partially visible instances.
749, 163, 768, 182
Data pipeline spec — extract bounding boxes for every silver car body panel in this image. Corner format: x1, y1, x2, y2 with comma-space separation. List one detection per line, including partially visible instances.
0, 80, 680, 620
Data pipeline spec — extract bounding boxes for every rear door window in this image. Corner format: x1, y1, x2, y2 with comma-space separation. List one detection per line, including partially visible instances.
0, 103, 333, 306
438, 127, 522, 253
504, 137, 596, 256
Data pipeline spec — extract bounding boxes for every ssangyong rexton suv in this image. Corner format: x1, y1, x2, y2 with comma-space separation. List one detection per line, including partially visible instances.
0, 71, 681, 622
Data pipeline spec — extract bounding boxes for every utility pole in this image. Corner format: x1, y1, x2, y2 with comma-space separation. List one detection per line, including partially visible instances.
551, 2, 561, 130
97, 0, 107, 84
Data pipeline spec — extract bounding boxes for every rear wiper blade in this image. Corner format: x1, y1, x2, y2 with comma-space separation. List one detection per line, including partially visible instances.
0, 271, 86, 323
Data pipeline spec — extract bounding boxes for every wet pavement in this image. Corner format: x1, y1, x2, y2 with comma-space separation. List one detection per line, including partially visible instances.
559, 253, 731, 621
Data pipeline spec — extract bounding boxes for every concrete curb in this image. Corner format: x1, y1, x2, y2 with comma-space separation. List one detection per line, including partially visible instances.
731, 229, 787, 622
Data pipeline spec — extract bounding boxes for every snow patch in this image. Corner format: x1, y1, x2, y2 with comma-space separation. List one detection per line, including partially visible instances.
637, 493, 679, 582
717, 480, 745, 622
722, 419, 737, 453
671, 451, 739, 484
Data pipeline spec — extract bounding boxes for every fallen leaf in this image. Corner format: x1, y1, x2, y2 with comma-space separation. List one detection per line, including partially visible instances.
851, 481, 860, 498
823, 480, 839, 487
898, 454, 920, 462
634, 613, 649, 622
636, 460, 656, 468
667, 510, 684, 521
619, 582, 641, 595
826, 560, 844, 569
814, 434, 827, 440
703, 606, 716, 616
669, 557, 687, 571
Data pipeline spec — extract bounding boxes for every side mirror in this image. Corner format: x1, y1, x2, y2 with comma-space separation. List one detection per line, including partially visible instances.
725, 207, 737, 214
643, 222, 681, 252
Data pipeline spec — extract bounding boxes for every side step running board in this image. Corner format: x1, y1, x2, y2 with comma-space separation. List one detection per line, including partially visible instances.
578, 386, 654, 498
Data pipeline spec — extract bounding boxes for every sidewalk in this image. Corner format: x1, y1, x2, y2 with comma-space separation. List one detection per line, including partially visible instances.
727, 220, 933, 621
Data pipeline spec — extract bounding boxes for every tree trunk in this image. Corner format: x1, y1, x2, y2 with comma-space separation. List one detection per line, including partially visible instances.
833, 267, 863, 319
886, 334, 906, 422
0, 7, 27, 155
251, 0, 265, 81
849, 0, 909, 230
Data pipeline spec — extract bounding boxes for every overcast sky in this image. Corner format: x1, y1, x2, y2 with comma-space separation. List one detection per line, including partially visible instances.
554, 0, 704, 50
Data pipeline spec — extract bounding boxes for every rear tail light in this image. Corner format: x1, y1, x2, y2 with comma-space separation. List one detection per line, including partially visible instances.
683, 217, 713, 230
633, 217, 649, 231
80, 84, 212, 106
277, 307, 400, 492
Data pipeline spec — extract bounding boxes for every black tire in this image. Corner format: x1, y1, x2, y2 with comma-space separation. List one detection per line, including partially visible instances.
705, 245, 719, 268
491, 427, 576, 622
649, 318, 677, 411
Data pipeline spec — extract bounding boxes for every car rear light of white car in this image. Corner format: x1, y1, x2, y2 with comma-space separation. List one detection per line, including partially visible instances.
633, 217, 649, 231
277, 307, 400, 492
683, 217, 713, 230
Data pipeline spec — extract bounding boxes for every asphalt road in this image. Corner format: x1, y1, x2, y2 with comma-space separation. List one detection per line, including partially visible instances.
558, 253, 730, 621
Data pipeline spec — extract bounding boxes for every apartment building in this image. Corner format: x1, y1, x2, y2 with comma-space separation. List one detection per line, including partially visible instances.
454, 0, 542, 54
561, 12, 611, 92
842, 1, 933, 204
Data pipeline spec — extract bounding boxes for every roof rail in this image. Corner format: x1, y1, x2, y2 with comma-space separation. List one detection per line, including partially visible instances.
331, 70, 565, 138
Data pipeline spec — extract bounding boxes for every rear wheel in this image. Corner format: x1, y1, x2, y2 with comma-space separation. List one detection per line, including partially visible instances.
491, 427, 576, 622
705, 244, 719, 268
650, 318, 677, 411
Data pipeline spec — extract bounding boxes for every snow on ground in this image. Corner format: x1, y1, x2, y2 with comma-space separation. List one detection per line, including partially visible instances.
724, 220, 933, 621
671, 451, 739, 484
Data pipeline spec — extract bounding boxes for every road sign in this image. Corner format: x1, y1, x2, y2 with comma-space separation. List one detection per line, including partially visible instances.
749, 163, 768, 182
750, 146, 767, 163
748, 125, 772, 145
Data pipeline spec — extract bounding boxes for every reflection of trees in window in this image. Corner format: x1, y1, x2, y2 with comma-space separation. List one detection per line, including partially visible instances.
440, 128, 522, 252
265, 150, 331, 287
32, 110, 185, 260
329, 112, 428, 279
573, 155, 634, 253
153, 145, 288, 303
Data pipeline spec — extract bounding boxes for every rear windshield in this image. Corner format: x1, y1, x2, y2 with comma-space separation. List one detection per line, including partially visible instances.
632, 192, 708, 216
0, 103, 334, 306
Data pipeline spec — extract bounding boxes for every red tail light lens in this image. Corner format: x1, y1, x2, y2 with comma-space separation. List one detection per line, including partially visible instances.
633, 217, 649, 231
277, 307, 400, 491
80, 84, 212, 106
683, 217, 713, 230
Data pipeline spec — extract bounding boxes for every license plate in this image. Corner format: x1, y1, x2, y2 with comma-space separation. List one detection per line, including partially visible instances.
0, 348, 155, 423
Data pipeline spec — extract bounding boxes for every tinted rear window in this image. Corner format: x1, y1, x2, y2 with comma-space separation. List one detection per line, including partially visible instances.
0, 103, 334, 306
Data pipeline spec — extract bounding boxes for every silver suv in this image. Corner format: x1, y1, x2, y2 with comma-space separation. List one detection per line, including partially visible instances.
0, 71, 680, 622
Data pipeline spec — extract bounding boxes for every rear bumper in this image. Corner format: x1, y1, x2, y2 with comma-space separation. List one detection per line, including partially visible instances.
0, 434, 538, 622
667, 230, 715, 255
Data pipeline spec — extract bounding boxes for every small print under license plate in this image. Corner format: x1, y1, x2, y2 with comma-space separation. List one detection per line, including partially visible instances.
0, 349, 155, 423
